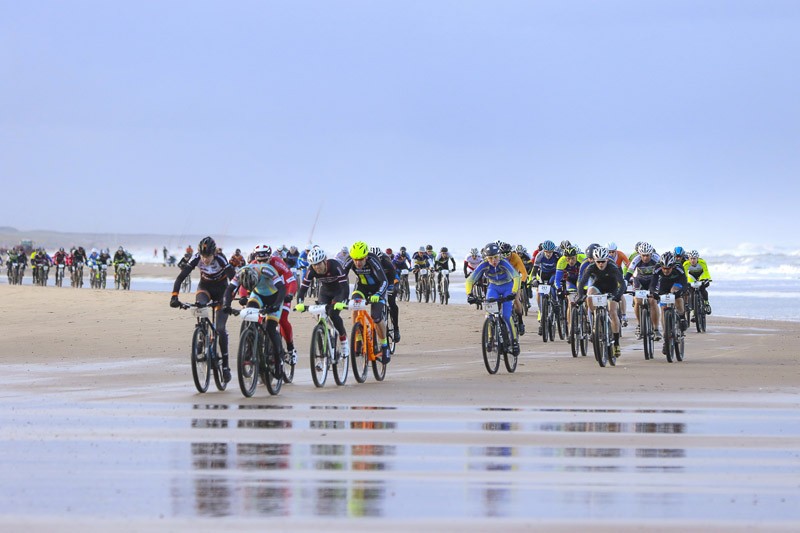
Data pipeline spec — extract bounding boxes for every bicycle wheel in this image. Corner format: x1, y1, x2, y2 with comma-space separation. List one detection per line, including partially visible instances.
502, 321, 518, 373
675, 327, 685, 362
416, 277, 422, 302
282, 345, 295, 384
211, 337, 227, 391
369, 327, 385, 381
237, 326, 259, 397
386, 317, 397, 355
351, 322, 369, 383
264, 336, 283, 395
310, 324, 329, 388
594, 311, 608, 368
402, 278, 410, 301
332, 331, 349, 386
607, 316, 616, 367
191, 326, 211, 393
580, 308, 589, 357
482, 317, 501, 375
664, 310, 675, 363
642, 307, 653, 360
697, 305, 707, 333
540, 298, 550, 343
569, 308, 579, 357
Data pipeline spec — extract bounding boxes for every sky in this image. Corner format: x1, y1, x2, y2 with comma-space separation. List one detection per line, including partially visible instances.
2, 0, 799, 257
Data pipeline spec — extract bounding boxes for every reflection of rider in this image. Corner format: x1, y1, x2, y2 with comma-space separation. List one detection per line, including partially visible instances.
170, 236, 237, 383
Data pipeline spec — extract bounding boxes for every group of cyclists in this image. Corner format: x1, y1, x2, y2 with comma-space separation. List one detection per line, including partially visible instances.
168, 235, 715, 387
464, 239, 713, 359
3, 245, 136, 288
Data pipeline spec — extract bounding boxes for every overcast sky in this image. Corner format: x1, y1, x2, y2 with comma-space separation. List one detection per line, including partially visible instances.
2, 1, 798, 255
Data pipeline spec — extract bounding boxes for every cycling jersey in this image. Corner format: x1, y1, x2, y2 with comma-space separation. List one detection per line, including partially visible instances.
343, 253, 388, 297
533, 251, 560, 280
172, 252, 235, 293
229, 253, 246, 268
231, 263, 285, 298
577, 261, 624, 300
412, 251, 430, 268
683, 258, 711, 282
626, 254, 662, 283
465, 258, 520, 294
554, 255, 584, 288
504, 252, 528, 283
434, 254, 456, 272
650, 265, 687, 296
266, 256, 297, 296
297, 259, 349, 302
463, 254, 482, 276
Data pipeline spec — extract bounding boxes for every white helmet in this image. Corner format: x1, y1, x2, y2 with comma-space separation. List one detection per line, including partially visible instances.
308, 247, 326, 265
607, 242, 618, 251
638, 242, 654, 255
593, 246, 610, 261
253, 244, 271, 260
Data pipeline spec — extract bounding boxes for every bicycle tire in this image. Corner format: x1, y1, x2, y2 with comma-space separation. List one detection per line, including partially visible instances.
310, 324, 328, 388
264, 334, 283, 395
191, 326, 211, 393
540, 298, 550, 343
332, 330, 349, 386
556, 297, 567, 340
641, 306, 653, 360
695, 293, 706, 333
570, 308, 579, 357
238, 326, 259, 397
386, 317, 397, 355
416, 277, 423, 302
351, 322, 369, 383
502, 321, 518, 373
665, 310, 675, 363
482, 317, 501, 375
211, 337, 227, 392
547, 300, 557, 342
580, 307, 589, 357
675, 327, 685, 362
595, 310, 608, 367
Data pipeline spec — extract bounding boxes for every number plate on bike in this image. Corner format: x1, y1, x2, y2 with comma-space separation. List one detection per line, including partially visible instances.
401, 269, 409, 275
419, 269, 427, 275
440, 269, 449, 275
485, 301, 499, 313
590, 294, 608, 307
662, 294, 675, 304
635, 290, 649, 299
308, 304, 327, 317
538, 284, 551, 295
349, 300, 369, 310
567, 293, 579, 303
240, 308, 261, 322
191, 307, 210, 319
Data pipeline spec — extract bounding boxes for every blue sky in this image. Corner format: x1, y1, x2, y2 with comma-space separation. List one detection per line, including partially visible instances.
2, 1, 799, 256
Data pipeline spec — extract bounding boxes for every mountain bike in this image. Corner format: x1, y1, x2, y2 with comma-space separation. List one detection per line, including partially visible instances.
519, 280, 531, 315
236, 307, 284, 397
398, 269, 410, 301
428, 269, 437, 303
55, 263, 66, 287
568, 292, 589, 357
474, 294, 517, 374
589, 293, 616, 368
71, 262, 84, 288
537, 283, 556, 342
658, 293, 685, 363
416, 268, 430, 303
437, 269, 450, 305
116, 263, 131, 290
346, 299, 388, 383
633, 290, 655, 360
554, 289, 568, 340
7, 262, 22, 285
181, 301, 231, 394
687, 280, 711, 333
300, 304, 349, 387
36, 264, 50, 286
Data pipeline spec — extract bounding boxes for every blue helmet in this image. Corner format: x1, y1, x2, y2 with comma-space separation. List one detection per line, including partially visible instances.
542, 240, 556, 251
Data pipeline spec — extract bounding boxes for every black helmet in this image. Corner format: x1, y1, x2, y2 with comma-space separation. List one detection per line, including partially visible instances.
198, 236, 216, 256
484, 243, 500, 257
440, 246, 448, 253
499, 242, 512, 255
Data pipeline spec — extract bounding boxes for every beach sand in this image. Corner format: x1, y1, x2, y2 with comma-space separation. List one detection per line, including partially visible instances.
1, 270, 798, 531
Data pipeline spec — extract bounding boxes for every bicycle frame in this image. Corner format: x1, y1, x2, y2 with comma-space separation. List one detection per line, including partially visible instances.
347, 299, 387, 383
589, 293, 615, 367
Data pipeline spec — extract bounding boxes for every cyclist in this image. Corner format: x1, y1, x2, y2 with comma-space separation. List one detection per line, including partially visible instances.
434, 246, 457, 299
625, 242, 662, 340
222, 262, 287, 366
335, 246, 350, 265
463, 248, 482, 277
465, 242, 521, 356
607, 242, 630, 326
683, 249, 713, 317
340, 241, 392, 363
649, 251, 688, 355
295, 247, 351, 363
371, 246, 402, 342
412, 246, 431, 285
532, 240, 561, 335
250, 244, 299, 364
576, 246, 626, 358
499, 242, 528, 335
425, 244, 436, 264
170, 236, 237, 383
553, 246, 584, 326
393, 247, 412, 271
673, 246, 689, 266
229, 248, 246, 268
112, 246, 135, 284
284, 245, 300, 269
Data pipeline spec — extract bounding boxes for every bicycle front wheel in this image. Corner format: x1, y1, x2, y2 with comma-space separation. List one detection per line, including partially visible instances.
569, 309, 579, 357
482, 317, 501, 375
238, 326, 258, 397
502, 321, 518, 373
594, 311, 608, 368
665, 310, 675, 363
310, 324, 328, 388
191, 327, 211, 393
332, 331, 349, 386
211, 338, 227, 392
264, 337, 283, 395
642, 307, 654, 360
540, 298, 550, 343
351, 322, 369, 383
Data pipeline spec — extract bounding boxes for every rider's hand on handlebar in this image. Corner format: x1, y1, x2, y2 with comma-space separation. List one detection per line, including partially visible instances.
333, 302, 347, 311
265, 303, 281, 313
170, 295, 181, 308
294, 303, 306, 313
238, 297, 248, 306
467, 294, 478, 305
222, 305, 234, 315
369, 294, 381, 303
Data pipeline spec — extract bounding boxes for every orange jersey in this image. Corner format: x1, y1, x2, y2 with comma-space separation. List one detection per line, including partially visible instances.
610, 250, 630, 269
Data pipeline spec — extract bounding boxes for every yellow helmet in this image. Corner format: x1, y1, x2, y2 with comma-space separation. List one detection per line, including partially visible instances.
349, 241, 369, 260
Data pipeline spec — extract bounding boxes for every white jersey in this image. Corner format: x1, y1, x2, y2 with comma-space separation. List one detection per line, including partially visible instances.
464, 254, 482, 273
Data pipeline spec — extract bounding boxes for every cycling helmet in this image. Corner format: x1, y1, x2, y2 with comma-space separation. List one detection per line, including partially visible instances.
369, 246, 383, 257
440, 246, 448, 253
689, 249, 699, 259
607, 242, 618, 251
239, 267, 259, 291
400, 246, 406, 253
350, 241, 369, 260
308, 247, 326, 265
290, 245, 298, 253
585, 243, 599, 258
235, 248, 241, 254
515, 244, 527, 254
470, 248, 479, 256
499, 242, 512, 255
674, 246, 685, 256
198, 236, 216, 256
426, 244, 433, 251
484, 242, 501, 257
118, 246, 124, 252
542, 240, 556, 252
564, 247, 577, 257
59, 247, 65, 252
560, 240, 572, 250
385, 248, 393, 256
419, 246, 425, 252
634, 241, 642, 252
593, 246, 610, 261
661, 251, 676, 267
341, 246, 348, 253
253, 244, 271, 260
638, 242, 654, 255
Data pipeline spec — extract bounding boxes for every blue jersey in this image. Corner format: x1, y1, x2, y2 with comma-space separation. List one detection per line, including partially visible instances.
465, 258, 520, 293
234, 264, 284, 297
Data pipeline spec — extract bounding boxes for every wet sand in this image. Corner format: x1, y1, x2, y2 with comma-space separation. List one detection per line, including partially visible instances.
0, 279, 798, 531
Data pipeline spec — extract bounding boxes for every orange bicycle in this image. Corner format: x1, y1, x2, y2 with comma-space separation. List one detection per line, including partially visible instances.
344, 299, 387, 383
